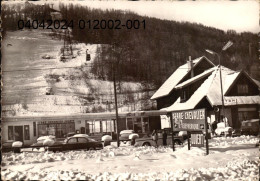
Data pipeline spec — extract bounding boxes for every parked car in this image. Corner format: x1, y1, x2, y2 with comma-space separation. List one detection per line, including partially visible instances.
2, 140, 15, 152
47, 134, 103, 152
215, 122, 233, 136
241, 119, 259, 136
134, 129, 184, 147
232, 129, 241, 137
119, 130, 135, 143
66, 132, 76, 138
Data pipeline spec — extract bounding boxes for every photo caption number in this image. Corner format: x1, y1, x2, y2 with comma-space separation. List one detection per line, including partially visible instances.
78, 20, 85, 29
25, 20, 31, 29
133, 20, 140, 29
108, 20, 114, 29
67, 20, 74, 29
47, 20, 52, 29
142, 20, 145, 29
17, 20, 24, 29
100, 20, 106, 29
32, 20, 38, 29
115, 20, 121, 29
17, 19, 144, 30
93, 20, 99, 29
39, 20, 45, 29
54, 20, 60, 29
126, 20, 132, 29
60, 20, 67, 29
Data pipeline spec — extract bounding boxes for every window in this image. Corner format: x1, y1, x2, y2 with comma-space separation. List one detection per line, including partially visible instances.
134, 118, 142, 133
33, 122, 36, 137
107, 120, 114, 132
24, 125, 30, 140
237, 84, 248, 95
126, 118, 133, 130
181, 90, 187, 102
78, 137, 88, 143
8, 126, 14, 140
142, 117, 149, 133
38, 124, 48, 137
67, 138, 77, 143
94, 120, 101, 133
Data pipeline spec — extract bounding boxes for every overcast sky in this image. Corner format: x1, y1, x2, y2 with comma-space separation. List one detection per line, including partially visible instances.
29, 0, 259, 33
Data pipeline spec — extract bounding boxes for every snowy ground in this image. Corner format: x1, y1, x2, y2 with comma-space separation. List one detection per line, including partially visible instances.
1, 136, 259, 180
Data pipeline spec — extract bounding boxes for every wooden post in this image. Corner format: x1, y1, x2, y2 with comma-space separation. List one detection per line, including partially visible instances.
113, 69, 120, 147
205, 110, 209, 155
169, 113, 175, 151
187, 131, 191, 150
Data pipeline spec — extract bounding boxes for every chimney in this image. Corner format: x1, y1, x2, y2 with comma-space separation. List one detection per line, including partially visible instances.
187, 56, 194, 77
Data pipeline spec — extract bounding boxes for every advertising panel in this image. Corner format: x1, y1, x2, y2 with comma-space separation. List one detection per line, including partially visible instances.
172, 109, 206, 131
191, 133, 204, 147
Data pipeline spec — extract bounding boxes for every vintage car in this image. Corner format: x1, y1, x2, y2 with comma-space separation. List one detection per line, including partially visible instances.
47, 134, 103, 152
241, 119, 259, 136
215, 122, 233, 136
119, 130, 136, 143
134, 129, 184, 147
2, 140, 15, 152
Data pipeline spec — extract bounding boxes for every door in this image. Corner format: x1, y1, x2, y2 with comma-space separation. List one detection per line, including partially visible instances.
65, 137, 79, 150
14, 126, 23, 142
80, 127, 86, 134
77, 137, 89, 149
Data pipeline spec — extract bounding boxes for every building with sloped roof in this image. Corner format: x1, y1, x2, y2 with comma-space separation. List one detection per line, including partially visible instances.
152, 57, 260, 130
151, 56, 215, 109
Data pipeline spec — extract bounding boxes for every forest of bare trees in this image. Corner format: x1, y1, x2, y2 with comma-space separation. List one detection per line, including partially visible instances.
2, 2, 259, 88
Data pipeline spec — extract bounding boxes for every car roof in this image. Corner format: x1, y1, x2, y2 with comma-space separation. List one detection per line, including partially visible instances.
72, 134, 89, 138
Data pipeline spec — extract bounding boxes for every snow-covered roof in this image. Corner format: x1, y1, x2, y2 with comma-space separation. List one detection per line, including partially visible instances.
253, 79, 260, 88
163, 66, 259, 112
162, 68, 218, 111
175, 67, 216, 89
151, 56, 214, 100
223, 72, 240, 94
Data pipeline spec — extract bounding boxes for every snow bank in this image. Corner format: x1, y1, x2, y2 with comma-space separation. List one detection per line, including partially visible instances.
2, 159, 258, 180
12, 141, 23, 148
2, 136, 258, 180
37, 135, 56, 142
102, 135, 112, 141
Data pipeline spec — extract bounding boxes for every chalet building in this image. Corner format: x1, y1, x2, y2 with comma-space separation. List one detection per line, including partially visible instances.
151, 56, 260, 129
151, 56, 215, 109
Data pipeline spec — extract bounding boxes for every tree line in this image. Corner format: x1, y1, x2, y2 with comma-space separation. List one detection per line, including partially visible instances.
2, 2, 259, 88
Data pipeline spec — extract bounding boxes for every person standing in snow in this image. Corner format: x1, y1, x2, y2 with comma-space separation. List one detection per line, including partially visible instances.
162, 130, 167, 146
212, 120, 218, 136
152, 130, 158, 147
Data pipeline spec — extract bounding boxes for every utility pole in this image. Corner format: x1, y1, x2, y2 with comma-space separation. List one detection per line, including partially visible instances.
112, 44, 120, 147
206, 41, 233, 127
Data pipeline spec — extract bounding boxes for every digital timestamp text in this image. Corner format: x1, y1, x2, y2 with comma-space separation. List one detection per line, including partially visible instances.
17, 19, 146, 30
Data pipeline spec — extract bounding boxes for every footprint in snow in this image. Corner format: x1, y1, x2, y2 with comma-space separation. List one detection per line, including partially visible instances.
170, 154, 177, 158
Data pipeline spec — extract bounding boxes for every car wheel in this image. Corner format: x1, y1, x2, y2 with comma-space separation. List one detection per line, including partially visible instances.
88, 147, 95, 151
143, 142, 151, 146
174, 140, 181, 145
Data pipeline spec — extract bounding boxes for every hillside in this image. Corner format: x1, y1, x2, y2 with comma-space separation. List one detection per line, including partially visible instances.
1, 2, 259, 116
57, 3, 259, 86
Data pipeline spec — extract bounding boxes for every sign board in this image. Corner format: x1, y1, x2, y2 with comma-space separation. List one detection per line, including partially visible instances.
160, 115, 171, 129
170, 108, 209, 155
191, 133, 204, 147
172, 108, 206, 131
